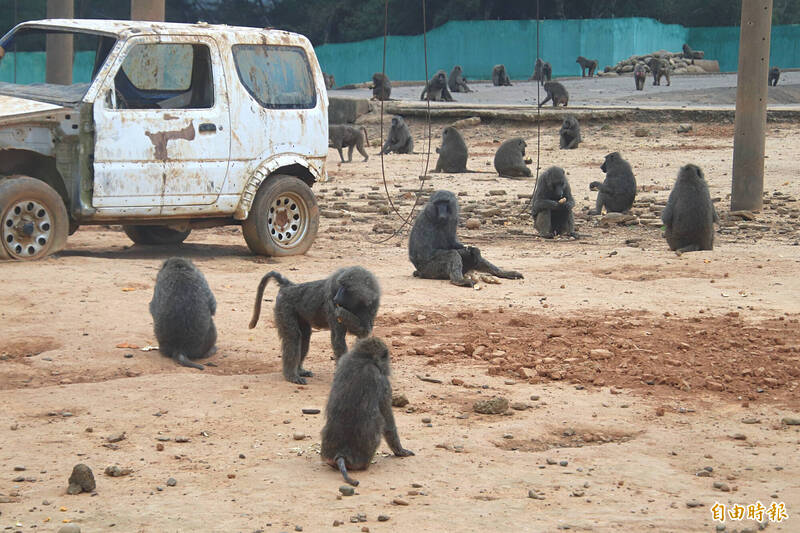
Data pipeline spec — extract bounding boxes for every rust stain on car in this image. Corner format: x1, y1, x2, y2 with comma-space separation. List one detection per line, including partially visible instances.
145, 123, 195, 160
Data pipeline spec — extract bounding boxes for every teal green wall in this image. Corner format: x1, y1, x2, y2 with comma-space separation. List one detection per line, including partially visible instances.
0, 50, 95, 84
689, 24, 800, 73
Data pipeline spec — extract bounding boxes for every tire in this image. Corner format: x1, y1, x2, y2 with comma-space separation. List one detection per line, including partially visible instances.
0, 176, 69, 260
123, 225, 192, 245
242, 174, 319, 257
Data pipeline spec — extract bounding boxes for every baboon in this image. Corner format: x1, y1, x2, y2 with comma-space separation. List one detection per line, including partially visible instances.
434, 126, 468, 173
531, 166, 576, 238
559, 115, 581, 150
589, 152, 637, 214
379, 116, 414, 155
323, 73, 335, 90
634, 62, 647, 91
768, 67, 780, 86
648, 57, 671, 86
493, 137, 531, 178
372, 72, 392, 101
539, 81, 569, 107
661, 164, 719, 255
682, 43, 704, 62
249, 266, 381, 384
420, 70, 453, 101
329, 124, 369, 163
492, 64, 512, 86
321, 337, 414, 487
530, 58, 552, 85
576, 56, 598, 77
408, 190, 524, 287
149, 258, 217, 371
448, 65, 472, 93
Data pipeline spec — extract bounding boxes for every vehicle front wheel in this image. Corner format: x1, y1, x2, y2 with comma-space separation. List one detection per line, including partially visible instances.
123, 225, 192, 245
242, 174, 319, 257
0, 176, 69, 260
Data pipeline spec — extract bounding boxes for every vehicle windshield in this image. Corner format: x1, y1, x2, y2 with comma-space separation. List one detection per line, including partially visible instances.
0, 26, 116, 105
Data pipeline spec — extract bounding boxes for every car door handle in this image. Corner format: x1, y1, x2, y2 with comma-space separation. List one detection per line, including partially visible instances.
199, 123, 217, 133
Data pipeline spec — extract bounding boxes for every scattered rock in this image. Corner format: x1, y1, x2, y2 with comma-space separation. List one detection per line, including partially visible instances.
728, 210, 756, 221
634, 127, 650, 137
166, 477, 177, 487
598, 213, 637, 227
410, 327, 426, 337
301, 408, 320, 415
106, 432, 126, 443
781, 417, 800, 425
391, 394, 409, 407
465, 218, 481, 230
12, 466, 25, 471
589, 349, 613, 360
713, 481, 730, 492
677, 124, 693, 133
511, 402, 529, 411
174, 436, 191, 443
473, 396, 509, 415
67, 464, 95, 495
58, 525, 81, 533
339, 485, 355, 496
104, 466, 133, 477
686, 499, 704, 508
559, 460, 569, 467
293, 433, 307, 440
451, 116, 481, 129
378, 515, 390, 522
392, 498, 409, 506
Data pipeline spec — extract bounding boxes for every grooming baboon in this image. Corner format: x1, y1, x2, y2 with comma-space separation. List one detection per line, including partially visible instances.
559, 115, 581, 150
249, 266, 381, 384
492, 64, 512, 86
661, 164, 719, 255
420, 70, 453, 101
321, 337, 414, 487
409, 190, 523, 287
372, 72, 392, 101
576, 56, 598, 77
323, 73, 335, 90
648, 57, 671, 86
682, 43, 704, 62
434, 126, 468, 173
380, 116, 414, 155
493, 137, 531, 178
768, 67, 781, 86
539, 81, 569, 107
329, 124, 369, 163
531, 166, 576, 238
448, 65, 472, 93
634, 62, 647, 91
589, 152, 637, 214
149, 257, 217, 371
530, 58, 552, 85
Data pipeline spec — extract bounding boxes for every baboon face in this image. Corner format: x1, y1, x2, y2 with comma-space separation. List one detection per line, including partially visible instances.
601, 152, 621, 173
442, 126, 452, 139
454, 66, 462, 74
682, 164, 703, 181
332, 274, 380, 337
424, 191, 458, 225
543, 169, 568, 198
436, 72, 446, 84
518, 139, 527, 155
391, 117, 399, 127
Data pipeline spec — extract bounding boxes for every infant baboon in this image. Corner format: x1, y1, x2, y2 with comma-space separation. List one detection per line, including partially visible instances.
661, 164, 719, 255
576, 56, 598, 77
559, 115, 581, 150
420, 70, 453, 101
380, 116, 414, 154
434, 126, 468, 173
323, 73, 335, 90
648, 57, 671, 86
768, 67, 781, 86
249, 266, 381, 384
539, 81, 569, 107
448, 65, 472, 93
530, 58, 552, 85
409, 190, 523, 287
493, 137, 531, 178
634, 62, 647, 91
149, 257, 217, 371
372, 72, 392, 101
589, 152, 637, 214
531, 166, 576, 238
329, 124, 369, 163
321, 337, 414, 487
492, 64, 512, 86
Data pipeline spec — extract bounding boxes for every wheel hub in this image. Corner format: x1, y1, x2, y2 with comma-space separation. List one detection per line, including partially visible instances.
2, 200, 52, 259
267, 193, 306, 249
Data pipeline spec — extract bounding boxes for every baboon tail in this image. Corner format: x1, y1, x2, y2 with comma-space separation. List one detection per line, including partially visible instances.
360, 126, 369, 147
174, 353, 205, 370
336, 456, 360, 487
249, 271, 292, 329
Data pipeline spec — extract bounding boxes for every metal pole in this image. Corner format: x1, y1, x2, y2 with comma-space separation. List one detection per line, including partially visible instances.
731, 0, 773, 212
131, 0, 166, 22
45, 0, 74, 85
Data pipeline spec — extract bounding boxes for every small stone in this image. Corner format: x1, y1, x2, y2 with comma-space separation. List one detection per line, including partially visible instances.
530, 395, 540, 401
410, 327, 425, 337
392, 498, 409, 506
511, 402, 529, 411
302, 408, 320, 415
106, 432, 126, 443
156, 443, 164, 451
686, 499, 703, 508
377, 515, 390, 522
473, 396, 508, 415
58, 525, 81, 533
732, 433, 747, 440
546, 458, 558, 465
411, 483, 423, 488
12, 466, 25, 472
67, 464, 95, 495
421, 417, 431, 424
572, 489, 585, 497
294, 526, 303, 532
466, 218, 481, 230
361, 528, 369, 532
741, 417, 760, 424
589, 349, 613, 360
157, 485, 164, 491
634, 127, 650, 137
559, 460, 568, 467
239, 453, 246, 459
503, 433, 514, 439
696, 470, 711, 477
104, 466, 133, 477
124, 353, 133, 358
293, 433, 306, 441
333, 520, 342, 527
781, 417, 800, 425
166, 477, 177, 487
677, 124, 693, 133
392, 393, 409, 407
339, 485, 355, 496
174, 436, 190, 443
713, 481, 730, 492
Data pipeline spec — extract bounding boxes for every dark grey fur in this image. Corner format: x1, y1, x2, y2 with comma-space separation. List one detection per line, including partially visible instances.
648, 57, 671, 86
634, 62, 647, 91
682, 43, 704, 62
769, 66, 780, 86
149, 257, 217, 371
434, 126, 468, 173
248, 266, 380, 384
492, 64, 512, 86
420, 70, 453, 101
559, 115, 581, 150
589, 152, 637, 214
448, 65, 472, 93
329, 124, 369, 162
409, 190, 523, 287
380, 116, 414, 154
661, 164, 719, 255
539, 81, 569, 108
493, 137, 531, 177
530, 58, 552, 85
372, 72, 392, 100
321, 337, 414, 486
531, 166, 576, 238
323, 73, 335, 90
576, 56, 598, 77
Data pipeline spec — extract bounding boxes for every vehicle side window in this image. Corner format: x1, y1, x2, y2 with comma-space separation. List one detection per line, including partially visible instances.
232, 44, 316, 109
112, 43, 213, 110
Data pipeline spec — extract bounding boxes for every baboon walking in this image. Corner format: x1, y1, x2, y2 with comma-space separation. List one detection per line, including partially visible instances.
329, 124, 369, 163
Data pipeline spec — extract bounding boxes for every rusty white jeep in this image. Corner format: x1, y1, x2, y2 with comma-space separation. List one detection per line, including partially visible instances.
0, 19, 328, 260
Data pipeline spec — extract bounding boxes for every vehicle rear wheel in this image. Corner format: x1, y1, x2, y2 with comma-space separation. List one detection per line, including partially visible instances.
123, 225, 192, 245
242, 174, 319, 257
0, 176, 68, 261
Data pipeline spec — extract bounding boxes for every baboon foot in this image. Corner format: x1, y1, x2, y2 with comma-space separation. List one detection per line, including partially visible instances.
205, 346, 218, 358
676, 244, 700, 256
412, 270, 421, 278
395, 448, 415, 457
175, 353, 204, 370
299, 368, 314, 377
286, 374, 307, 385
497, 269, 524, 280
539, 232, 555, 239
450, 277, 475, 288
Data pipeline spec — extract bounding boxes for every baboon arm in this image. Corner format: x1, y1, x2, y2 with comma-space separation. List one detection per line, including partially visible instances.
661, 203, 673, 226
209, 292, 217, 315
533, 198, 560, 211
380, 393, 414, 456
330, 325, 348, 359
712, 208, 720, 224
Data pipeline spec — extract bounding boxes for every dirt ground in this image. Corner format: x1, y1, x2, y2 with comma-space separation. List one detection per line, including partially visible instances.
2, 117, 800, 533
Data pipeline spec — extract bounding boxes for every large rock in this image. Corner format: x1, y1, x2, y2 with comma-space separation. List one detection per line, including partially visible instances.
328, 97, 372, 124
692, 60, 720, 73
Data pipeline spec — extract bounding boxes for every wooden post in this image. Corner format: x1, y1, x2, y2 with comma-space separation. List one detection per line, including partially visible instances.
45, 0, 74, 85
731, 0, 773, 212
131, 0, 165, 22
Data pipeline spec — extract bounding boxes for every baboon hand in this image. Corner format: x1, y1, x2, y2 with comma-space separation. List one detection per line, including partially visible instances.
396, 448, 415, 457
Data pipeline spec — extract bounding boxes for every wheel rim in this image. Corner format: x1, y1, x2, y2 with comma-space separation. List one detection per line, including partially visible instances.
2, 200, 53, 259
266, 191, 309, 250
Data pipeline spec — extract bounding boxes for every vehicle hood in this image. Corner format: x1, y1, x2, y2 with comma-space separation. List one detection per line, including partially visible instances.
0, 94, 68, 125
